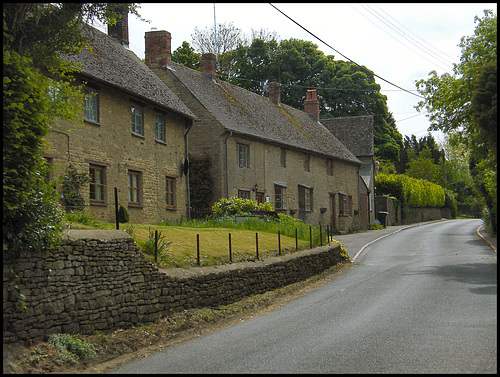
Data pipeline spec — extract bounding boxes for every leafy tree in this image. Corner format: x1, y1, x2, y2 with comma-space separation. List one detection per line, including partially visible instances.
415, 9, 497, 234
171, 41, 201, 71
3, 3, 140, 256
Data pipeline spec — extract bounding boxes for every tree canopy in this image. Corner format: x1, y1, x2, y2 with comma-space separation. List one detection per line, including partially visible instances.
3, 3, 141, 256
180, 25, 403, 164
416, 9, 497, 234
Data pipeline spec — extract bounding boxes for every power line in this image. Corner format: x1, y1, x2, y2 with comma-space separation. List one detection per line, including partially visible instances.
268, 3, 425, 100
356, 4, 452, 72
372, 4, 456, 65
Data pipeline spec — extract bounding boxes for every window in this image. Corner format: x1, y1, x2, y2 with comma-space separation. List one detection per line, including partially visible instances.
280, 148, 287, 168
166, 176, 175, 208
155, 113, 165, 142
298, 185, 313, 212
131, 105, 144, 136
128, 171, 141, 205
89, 165, 105, 203
84, 88, 99, 123
274, 184, 287, 210
237, 143, 249, 168
238, 190, 250, 200
304, 153, 310, 172
339, 193, 352, 216
326, 159, 333, 176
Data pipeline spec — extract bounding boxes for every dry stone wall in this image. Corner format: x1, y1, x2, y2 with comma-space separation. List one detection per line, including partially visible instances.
3, 230, 345, 344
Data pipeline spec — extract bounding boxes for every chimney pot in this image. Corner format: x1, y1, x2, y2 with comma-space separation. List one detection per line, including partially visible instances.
201, 53, 217, 80
107, 4, 129, 48
145, 30, 172, 69
304, 89, 320, 121
269, 81, 281, 103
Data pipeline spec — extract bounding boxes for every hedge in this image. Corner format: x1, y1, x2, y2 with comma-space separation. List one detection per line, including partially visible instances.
376, 173, 445, 208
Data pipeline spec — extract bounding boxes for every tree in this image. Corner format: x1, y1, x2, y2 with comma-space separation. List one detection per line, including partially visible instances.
415, 9, 497, 234
229, 37, 403, 164
172, 41, 201, 71
3, 3, 141, 256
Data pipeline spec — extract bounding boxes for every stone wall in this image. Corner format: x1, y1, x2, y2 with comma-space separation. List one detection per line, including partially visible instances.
3, 230, 345, 344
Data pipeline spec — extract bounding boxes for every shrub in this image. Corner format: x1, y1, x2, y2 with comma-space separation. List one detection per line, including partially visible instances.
376, 173, 445, 208
48, 333, 97, 364
118, 205, 130, 223
211, 196, 274, 218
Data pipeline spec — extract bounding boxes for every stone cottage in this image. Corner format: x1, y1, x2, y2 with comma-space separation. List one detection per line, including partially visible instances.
144, 30, 363, 231
44, 19, 197, 224
321, 116, 375, 229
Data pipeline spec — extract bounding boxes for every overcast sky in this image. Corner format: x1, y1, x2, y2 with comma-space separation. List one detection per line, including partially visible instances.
93, 3, 496, 144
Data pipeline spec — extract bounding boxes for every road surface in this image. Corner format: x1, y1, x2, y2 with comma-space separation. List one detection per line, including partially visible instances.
109, 219, 497, 373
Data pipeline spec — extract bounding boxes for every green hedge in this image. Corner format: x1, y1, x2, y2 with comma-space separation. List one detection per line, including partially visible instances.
376, 174, 445, 208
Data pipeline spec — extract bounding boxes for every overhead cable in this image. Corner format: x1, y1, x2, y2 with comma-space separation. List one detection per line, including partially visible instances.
268, 3, 425, 99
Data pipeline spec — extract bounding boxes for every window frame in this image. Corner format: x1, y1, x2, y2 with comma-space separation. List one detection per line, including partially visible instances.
238, 189, 251, 200
155, 112, 166, 143
89, 164, 106, 204
127, 170, 142, 206
165, 176, 176, 208
237, 143, 250, 169
84, 87, 99, 123
339, 193, 352, 216
274, 184, 287, 210
298, 185, 313, 212
131, 104, 144, 136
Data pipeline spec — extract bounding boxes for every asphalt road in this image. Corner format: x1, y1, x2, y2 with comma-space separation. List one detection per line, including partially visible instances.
109, 219, 497, 374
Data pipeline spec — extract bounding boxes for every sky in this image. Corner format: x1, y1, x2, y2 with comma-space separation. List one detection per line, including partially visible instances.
93, 3, 496, 144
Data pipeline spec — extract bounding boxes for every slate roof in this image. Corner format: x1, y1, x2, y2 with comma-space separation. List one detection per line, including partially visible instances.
320, 116, 374, 157
168, 62, 360, 165
64, 24, 196, 120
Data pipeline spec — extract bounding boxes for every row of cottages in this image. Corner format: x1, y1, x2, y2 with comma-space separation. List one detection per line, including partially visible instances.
45, 21, 197, 224
45, 12, 372, 231
143, 29, 364, 231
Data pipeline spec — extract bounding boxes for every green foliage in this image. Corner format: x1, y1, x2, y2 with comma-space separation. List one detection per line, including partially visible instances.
118, 205, 130, 223
192, 33, 402, 165
188, 157, 213, 212
376, 173, 445, 208
65, 210, 109, 229
369, 220, 384, 230
61, 166, 90, 212
48, 333, 97, 364
211, 196, 274, 218
136, 228, 172, 264
3, 4, 142, 254
415, 10, 496, 233
172, 41, 201, 70
444, 189, 458, 218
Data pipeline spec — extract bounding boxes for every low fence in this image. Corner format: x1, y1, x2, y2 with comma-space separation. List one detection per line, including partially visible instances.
152, 224, 336, 265
3, 230, 346, 344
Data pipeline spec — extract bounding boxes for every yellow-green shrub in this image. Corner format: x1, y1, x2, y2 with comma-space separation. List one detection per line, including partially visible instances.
376, 174, 445, 207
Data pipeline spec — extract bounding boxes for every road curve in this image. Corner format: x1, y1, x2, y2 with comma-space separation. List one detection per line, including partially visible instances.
108, 219, 496, 374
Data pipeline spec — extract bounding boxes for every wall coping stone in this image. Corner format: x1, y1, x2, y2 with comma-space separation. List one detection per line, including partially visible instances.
64, 229, 132, 241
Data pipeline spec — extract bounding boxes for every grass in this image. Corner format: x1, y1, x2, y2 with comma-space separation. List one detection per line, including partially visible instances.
65, 211, 338, 268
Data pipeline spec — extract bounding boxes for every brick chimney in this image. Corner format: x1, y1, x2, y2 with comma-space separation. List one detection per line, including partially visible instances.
269, 81, 281, 103
304, 89, 320, 121
201, 53, 217, 80
107, 4, 129, 48
144, 30, 172, 69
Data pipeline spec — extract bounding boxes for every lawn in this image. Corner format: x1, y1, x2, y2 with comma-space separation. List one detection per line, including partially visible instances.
129, 224, 313, 267
66, 212, 333, 268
